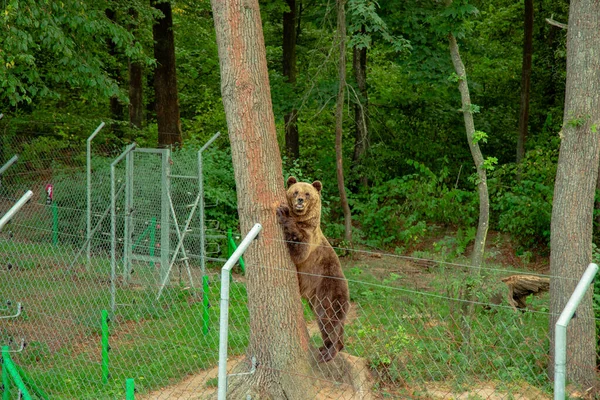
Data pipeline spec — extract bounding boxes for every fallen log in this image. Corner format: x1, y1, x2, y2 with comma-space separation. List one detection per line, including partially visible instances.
501, 274, 550, 310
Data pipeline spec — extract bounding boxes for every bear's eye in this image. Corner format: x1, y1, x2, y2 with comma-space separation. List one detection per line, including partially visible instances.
305, 193, 310, 198
294, 191, 298, 196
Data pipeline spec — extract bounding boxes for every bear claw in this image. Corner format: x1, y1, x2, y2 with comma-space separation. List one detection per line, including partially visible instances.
276, 204, 290, 221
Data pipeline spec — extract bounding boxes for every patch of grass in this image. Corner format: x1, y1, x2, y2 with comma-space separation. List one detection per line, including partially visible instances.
1, 239, 249, 399
344, 261, 552, 396
2, 238, 552, 399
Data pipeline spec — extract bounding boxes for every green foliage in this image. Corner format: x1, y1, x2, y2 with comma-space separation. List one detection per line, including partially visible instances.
352, 161, 477, 248
472, 130, 487, 144
347, 0, 411, 53
0, 0, 149, 106
432, 227, 476, 259
483, 156, 498, 171
489, 147, 557, 248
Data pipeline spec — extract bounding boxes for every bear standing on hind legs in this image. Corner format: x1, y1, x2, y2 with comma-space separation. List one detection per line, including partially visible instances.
277, 176, 350, 363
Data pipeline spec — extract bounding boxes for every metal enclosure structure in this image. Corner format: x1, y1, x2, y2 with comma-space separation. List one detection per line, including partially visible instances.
121, 147, 172, 286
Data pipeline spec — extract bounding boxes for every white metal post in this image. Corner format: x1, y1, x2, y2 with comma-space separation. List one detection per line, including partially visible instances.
554, 262, 598, 400
198, 132, 221, 290
218, 223, 262, 400
0, 190, 33, 231
86, 122, 106, 265
110, 143, 136, 315
0, 155, 18, 176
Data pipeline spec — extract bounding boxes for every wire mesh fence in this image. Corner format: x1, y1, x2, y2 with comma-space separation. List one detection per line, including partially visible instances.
0, 123, 597, 399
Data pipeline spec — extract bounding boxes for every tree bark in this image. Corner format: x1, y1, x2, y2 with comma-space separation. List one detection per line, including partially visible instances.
106, 8, 125, 137
447, 38, 489, 272
335, 0, 352, 243
549, 0, 600, 390
352, 29, 369, 189
210, 0, 315, 397
152, 0, 182, 147
128, 60, 143, 129
283, 0, 299, 160
128, 7, 143, 129
516, 0, 533, 163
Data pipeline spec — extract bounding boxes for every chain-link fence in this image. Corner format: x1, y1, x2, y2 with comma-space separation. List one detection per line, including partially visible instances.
0, 122, 597, 399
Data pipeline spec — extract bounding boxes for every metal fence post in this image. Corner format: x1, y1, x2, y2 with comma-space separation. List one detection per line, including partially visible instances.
0, 190, 33, 232
160, 149, 171, 286
198, 132, 221, 288
217, 223, 262, 400
123, 149, 134, 282
110, 143, 137, 315
554, 262, 598, 400
86, 122, 106, 265
0, 155, 18, 176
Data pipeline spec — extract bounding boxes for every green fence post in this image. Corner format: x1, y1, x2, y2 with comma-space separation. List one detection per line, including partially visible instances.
238, 247, 246, 274
14, 364, 49, 400
126, 378, 135, 399
149, 217, 156, 258
101, 310, 109, 384
2, 347, 10, 400
2, 346, 32, 400
52, 202, 58, 246
202, 276, 210, 335
227, 229, 233, 257
227, 231, 245, 275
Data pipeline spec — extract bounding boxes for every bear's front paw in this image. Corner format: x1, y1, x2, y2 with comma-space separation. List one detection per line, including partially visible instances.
276, 204, 290, 223
318, 345, 338, 363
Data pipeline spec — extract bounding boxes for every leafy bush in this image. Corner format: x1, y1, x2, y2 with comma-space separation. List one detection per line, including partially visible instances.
352, 160, 477, 248
489, 147, 557, 248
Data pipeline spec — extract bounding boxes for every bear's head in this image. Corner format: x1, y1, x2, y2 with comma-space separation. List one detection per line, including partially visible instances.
285, 176, 322, 218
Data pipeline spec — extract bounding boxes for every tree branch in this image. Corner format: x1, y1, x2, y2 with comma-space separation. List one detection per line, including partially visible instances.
546, 17, 568, 30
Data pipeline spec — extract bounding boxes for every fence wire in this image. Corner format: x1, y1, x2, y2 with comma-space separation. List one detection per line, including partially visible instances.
0, 127, 597, 400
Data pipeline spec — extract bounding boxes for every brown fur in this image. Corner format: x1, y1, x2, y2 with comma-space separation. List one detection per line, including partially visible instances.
277, 176, 350, 362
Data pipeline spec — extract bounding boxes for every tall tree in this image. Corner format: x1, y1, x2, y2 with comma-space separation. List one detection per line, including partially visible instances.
283, 0, 300, 160
106, 8, 126, 137
516, 0, 533, 163
335, 0, 353, 243
446, 1, 489, 279
549, 0, 600, 390
210, 0, 315, 397
128, 7, 144, 129
152, 0, 182, 147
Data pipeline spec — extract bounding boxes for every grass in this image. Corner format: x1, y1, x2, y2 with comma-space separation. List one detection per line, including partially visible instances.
1, 239, 554, 399
343, 254, 553, 398
0, 239, 249, 399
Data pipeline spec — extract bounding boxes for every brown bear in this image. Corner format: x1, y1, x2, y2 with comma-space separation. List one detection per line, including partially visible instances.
277, 176, 350, 362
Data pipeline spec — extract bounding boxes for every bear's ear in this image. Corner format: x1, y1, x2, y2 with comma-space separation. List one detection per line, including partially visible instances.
287, 176, 298, 187
312, 181, 322, 193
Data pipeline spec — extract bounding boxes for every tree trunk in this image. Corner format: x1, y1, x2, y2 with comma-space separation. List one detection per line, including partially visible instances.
283, 0, 299, 160
210, 0, 315, 397
352, 29, 369, 189
516, 0, 533, 163
335, 0, 352, 243
152, 0, 182, 147
549, 0, 600, 390
447, 39, 489, 272
128, 7, 143, 129
106, 8, 125, 137
128, 60, 143, 129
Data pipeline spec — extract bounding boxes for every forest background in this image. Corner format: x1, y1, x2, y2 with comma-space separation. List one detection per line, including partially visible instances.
1, 0, 573, 258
